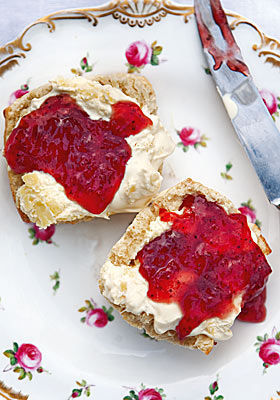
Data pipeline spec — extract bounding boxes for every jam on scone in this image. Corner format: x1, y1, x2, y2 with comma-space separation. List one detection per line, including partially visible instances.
4, 75, 175, 228
5, 95, 152, 214
100, 179, 272, 354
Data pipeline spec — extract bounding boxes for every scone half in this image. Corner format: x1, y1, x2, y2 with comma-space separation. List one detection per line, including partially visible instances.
4, 73, 174, 228
100, 178, 271, 354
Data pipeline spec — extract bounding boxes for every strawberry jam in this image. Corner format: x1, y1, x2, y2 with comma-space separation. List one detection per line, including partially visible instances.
237, 287, 267, 323
5, 95, 152, 214
137, 194, 271, 340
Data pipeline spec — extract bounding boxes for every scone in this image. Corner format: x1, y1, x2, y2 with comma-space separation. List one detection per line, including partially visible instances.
3, 73, 175, 228
99, 178, 272, 354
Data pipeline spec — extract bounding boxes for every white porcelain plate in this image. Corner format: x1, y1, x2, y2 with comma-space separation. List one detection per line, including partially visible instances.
1, 2, 280, 399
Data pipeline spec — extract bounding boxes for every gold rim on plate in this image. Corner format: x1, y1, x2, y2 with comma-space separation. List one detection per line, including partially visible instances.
0, 0, 280, 76
0, 0, 279, 396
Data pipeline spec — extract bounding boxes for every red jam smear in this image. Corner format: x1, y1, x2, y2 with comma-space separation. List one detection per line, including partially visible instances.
4, 95, 152, 214
237, 287, 267, 323
195, 0, 249, 76
137, 194, 271, 340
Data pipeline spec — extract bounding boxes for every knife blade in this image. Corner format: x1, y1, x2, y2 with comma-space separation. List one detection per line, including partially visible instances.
194, 0, 280, 207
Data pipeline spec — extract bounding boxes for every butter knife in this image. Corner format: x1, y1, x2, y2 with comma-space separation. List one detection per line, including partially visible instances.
194, 0, 280, 207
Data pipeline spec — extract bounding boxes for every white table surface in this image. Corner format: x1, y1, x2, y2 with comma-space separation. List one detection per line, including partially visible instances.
0, 0, 280, 47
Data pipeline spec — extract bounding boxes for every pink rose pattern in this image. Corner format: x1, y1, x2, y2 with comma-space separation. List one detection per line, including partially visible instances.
3, 342, 46, 380
125, 40, 163, 73
255, 328, 280, 373
9, 83, 29, 105
259, 88, 280, 121
177, 126, 208, 152
123, 384, 165, 400
78, 298, 114, 327
68, 379, 95, 399
204, 377, 224, 400
238, 199, 261, 228
3, 55, 278, 399
28, 223, 56, 245
71, 55, 93, 76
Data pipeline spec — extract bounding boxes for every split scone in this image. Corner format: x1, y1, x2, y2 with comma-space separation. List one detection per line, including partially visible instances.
3, 73, 175, 228
100, 178, 272, 354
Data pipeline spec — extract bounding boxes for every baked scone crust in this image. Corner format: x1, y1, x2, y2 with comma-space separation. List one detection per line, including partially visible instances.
3, 73, 158, 224
99, 178, 271, 354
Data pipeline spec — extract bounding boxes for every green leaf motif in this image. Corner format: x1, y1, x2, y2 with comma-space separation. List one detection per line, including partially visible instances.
209, 382, 219, 395
150, 55, 159, 66
3, 350, 15, 358
27, 371, 33, 381
177, 142, 189, 152
214, 396, 224, 400
256, 335, 264, 342
50, 271, 59, 280
108, 314, 114, 321
129, 390, 139, 400
18, 369, 27, 380
255, 219, 261, 229
204, 397, 212, 400
204, 67, 211, 75
123, 397, 132, 400
80, 317, 86, 323
13, 342, 19, 353
10, 357, 17, 366
153, 46, 163, 56
226, 162, 233, 172
78, 307, 87, 313
53, 281, 60, 292
81, 379, 87, 387
126, 63, 142, 74
28, 228, 35, 238
275, 331, 280, 340
241, 199, 254, 210
264, 333, 269, 341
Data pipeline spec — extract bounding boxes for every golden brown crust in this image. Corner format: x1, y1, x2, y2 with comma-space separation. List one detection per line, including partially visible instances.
99, 178, 271, 354
94, 73, 157, 115
3, 74, 157, 224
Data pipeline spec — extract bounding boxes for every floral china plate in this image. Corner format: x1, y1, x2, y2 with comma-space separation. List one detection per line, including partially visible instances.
1, 1, 280, 399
